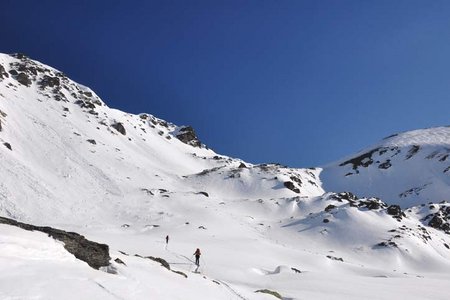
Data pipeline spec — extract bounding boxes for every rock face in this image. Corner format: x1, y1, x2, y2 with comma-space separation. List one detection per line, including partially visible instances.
339, 147, 400, 172
425, 205, 450, 233
284, 181, 300, 193
0, 64, 8, 80
386, 205, 405, 221
111, 122, 126, 135
0, 216, 111, 269
176, 126, 201, 147
16, 72, 32, 86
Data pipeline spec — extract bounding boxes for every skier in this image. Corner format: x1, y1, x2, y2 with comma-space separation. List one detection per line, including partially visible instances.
193, 248, 201, 266
165, 235, 169, 245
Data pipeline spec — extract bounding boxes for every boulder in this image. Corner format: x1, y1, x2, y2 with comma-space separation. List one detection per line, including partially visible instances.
111, 122, 126, 135
39, 75, 60, 89
429, 215, 444, 229
176, 126, 201, 147
16, 72, 32, 86
387, 205, 402, 216
284, 181, 300, 193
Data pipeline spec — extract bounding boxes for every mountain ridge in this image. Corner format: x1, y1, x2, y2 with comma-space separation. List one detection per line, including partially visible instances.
1, 53, 450, 300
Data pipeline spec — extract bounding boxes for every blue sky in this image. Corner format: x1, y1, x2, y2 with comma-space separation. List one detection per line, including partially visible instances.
2, 0, 450, 167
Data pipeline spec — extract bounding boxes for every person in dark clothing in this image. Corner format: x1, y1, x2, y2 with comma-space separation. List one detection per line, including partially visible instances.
194, 248, 201, 266
165, 235, 169, 245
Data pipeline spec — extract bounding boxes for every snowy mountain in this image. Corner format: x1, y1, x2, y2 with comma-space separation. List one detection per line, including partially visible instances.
321, 127, 450, 208
1, 53, 450, 300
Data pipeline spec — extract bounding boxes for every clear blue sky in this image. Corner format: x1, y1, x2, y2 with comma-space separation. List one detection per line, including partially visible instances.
2, 0, 450, 167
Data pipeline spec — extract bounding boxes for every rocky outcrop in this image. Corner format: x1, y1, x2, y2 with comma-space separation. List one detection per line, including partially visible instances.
3, 142, 12, 150
0, 216, 111, 269
176, 126, 201, 147
339, 147, 400, 172
284, 181, 300, 193
111, 122, 126, 135
0, 64, 8, 80
387, 205, 405, 221
39, 75, 60, 89
255, 289, 282, 299
424, 205, 450, 234
16, 72, 32, 86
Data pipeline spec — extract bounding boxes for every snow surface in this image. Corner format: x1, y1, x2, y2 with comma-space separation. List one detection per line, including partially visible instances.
1, 53, 450, 299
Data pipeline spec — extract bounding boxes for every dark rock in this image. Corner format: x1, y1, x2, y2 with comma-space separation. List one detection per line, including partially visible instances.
284, 181, 300, 193
3, 142, 12, 150
176, 126, 201, 147
376, 241, 398, 248
0, 64, 8, 80
326, 255, 344, 262
11, 53, 28, 60
145, 256, 170, 270
255, 289, 282, 299
290, 176, 303, 186
74, 100, 96, 110
323, 218, 330, 223
291, 267, 302, 273
359, 197, 386, 210
339, 148, 380, 170
330, 192, 358, 202
0, 216, 110, 269
141, 188, 154, 195
172, 270, 188, 278
39, 75, 60, 89
238, 163, 247, 168
9, 70, 18, 76
324, 204, 336, 212
196, 191, 209, 197
387, 205, 402, 216
444, 224, 450, 233
429, 215, 444, 229
111, 122, 126, 135
378, 160, 391, 169
83, 91, 93, 97
114, 258, 126, 265
406, 145, 420, 160
366, 200, 381, 210
16, 72, 32, 86
87, 139, 96, 145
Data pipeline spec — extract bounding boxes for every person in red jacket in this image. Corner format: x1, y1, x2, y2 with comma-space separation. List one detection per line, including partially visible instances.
194, 248, 201, 266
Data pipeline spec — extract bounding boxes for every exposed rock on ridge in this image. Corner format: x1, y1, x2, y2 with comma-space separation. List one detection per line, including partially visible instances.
176, 126, 202, 147
0, 216, 111, 269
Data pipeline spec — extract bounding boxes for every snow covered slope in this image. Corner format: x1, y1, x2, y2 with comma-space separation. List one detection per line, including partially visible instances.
1, 53, 450, 300
321, 127, 450, 207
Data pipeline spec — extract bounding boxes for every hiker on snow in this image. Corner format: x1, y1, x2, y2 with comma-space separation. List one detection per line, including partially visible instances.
194, 248, 201, 266
166, 235, 169, 245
